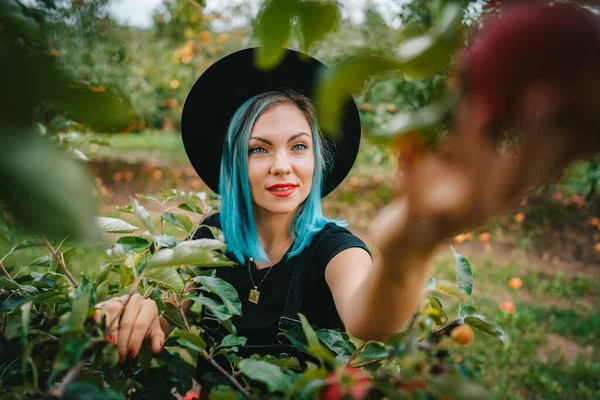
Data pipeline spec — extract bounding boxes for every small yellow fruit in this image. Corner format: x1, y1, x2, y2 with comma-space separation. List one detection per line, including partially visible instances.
478, 232, 491, 243
450, 324, 474, 345
500, 300, 516, 314
508, 277, 523, 290
514, 212, 525, 223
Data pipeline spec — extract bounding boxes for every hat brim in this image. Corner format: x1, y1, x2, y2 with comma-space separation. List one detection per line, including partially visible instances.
181, 47, 361, 197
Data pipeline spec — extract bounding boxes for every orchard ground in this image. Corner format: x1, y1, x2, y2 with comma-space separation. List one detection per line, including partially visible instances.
6, 130, 597, 399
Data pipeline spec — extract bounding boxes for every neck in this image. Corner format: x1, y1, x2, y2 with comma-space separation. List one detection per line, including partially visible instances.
252, 208, 295, 262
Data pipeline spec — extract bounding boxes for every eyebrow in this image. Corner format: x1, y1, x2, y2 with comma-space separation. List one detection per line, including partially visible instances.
249, 132, 310, 145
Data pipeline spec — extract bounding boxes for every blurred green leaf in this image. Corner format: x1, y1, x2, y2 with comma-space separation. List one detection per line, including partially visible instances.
395, 3, 464, 79
70, 291, 91, 332
297, 1, 340, 52
238, 358, 293, 393
96, 217, 139, 234
148, 239, 234, 268
316, 53, 399, 133
254, 0, 297, 69
368, 93, 457, 144
0, 132, 99, 240
425, 278, 471, 303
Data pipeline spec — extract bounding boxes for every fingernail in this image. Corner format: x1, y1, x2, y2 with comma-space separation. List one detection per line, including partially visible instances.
129, 349, 136, 358
118, 354, 124, 363
108, 335, 115, 344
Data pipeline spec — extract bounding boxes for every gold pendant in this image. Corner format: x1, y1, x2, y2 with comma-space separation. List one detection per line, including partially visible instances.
249, 288, 260, 304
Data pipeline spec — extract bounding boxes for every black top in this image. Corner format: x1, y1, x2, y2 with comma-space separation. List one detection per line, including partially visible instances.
193, 213, 371, 346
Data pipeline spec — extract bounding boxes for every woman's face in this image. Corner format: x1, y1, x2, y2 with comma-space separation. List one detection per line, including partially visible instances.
247, 103, 315, 217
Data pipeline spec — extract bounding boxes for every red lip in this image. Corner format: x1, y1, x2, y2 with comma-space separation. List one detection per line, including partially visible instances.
267, 183, 297, 189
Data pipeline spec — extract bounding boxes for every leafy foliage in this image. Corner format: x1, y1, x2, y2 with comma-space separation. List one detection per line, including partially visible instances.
0, 187, 506, 398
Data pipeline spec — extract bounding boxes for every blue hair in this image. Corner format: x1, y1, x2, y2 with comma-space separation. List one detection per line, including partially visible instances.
218, 90, 343, 264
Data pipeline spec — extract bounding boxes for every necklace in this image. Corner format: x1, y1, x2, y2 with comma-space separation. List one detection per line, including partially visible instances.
247, 257, 275, 304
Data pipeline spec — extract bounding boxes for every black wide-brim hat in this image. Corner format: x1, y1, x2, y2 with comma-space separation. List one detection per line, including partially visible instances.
181, 47, 361, 197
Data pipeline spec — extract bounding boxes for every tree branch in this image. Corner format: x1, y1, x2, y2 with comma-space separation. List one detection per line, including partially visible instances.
0, 259, 12, 280
345, 341, 366, 366
41, 236, 78, 288
173, 294, 248, 397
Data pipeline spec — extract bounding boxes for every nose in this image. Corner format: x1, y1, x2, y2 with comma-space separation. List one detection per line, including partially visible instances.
270, 151, 292, 175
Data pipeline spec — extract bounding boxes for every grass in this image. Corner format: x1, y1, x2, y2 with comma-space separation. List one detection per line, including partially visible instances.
429, 252, 599, 399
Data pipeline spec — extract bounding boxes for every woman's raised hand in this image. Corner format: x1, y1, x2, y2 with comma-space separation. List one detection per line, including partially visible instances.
371, 81, 600, 259
94, 293, 165, 362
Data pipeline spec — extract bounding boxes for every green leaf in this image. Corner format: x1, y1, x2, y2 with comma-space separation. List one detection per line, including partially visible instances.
163, 302, 186, 330
316, 52, 400, 133
10, 239, 45, 252
357, 342, 389, 362
194, 276, 241, 316
220, 334, 247, 348
237, 359, 293, 393
0, 132, 99, 240
114, 205, 133, 213
0, 277, 38, 294
451, 246, 473, 295
193, 296, 232, 321
144, 266, 184, 295
95, 216, 138, 234
283, 326, 311, 356
459, 304, 477, 318
153, 234, 177, 249
70, 291, 91, 332
131, 198, 155, 234
115, 236, 151, 252
172, 328, 207, 353
28, 255, 53, 267
177, 203, 203, 213
254, 0, 297, 69
369, 93, 457, 144
425, 279, 471, 303
394, 3, 464, 79
150, 287, 165, 318
198, 224, 225, 242
429, 296, 444, 309
462, 313, 508, 342
160, 212, 193, 234
148, 239, 234, 269
297, 1, 340, 52
315, 329, 356, 357
298, 313, 334, 364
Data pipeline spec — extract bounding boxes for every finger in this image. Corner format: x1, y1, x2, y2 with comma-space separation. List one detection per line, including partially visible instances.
148, 317, 166, 354
105, 301, 125, 346
127, 301, 159, 358
117, 294, 143, 361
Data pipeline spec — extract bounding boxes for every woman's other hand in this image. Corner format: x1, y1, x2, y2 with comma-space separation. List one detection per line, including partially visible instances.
94, 293, 165, 362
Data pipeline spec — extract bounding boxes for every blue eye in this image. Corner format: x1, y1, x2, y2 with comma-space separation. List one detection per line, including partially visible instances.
249, 147, 267, 154
292, 143, 308, 151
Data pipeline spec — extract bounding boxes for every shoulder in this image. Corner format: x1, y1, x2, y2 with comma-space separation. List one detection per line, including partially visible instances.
310, 222, 371, 267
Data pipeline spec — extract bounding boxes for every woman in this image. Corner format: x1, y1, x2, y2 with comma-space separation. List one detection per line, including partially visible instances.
95, 46, 596, 366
